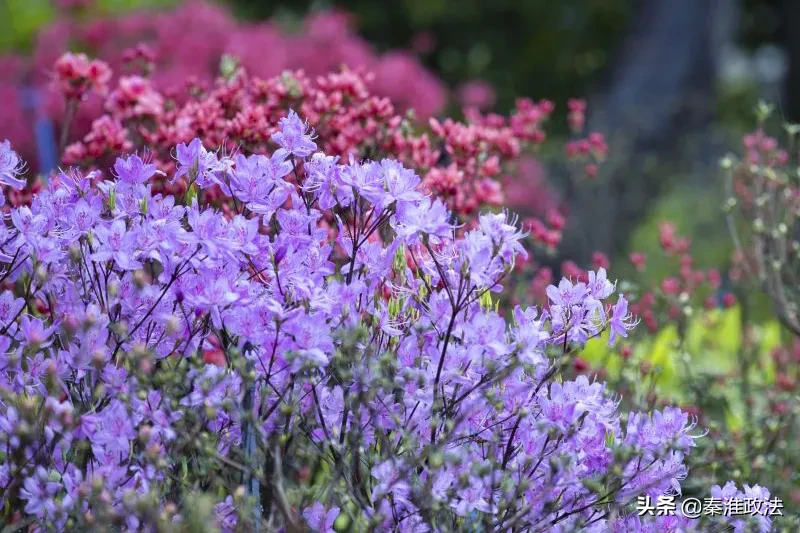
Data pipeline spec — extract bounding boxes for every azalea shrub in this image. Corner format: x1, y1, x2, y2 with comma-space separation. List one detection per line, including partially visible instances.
0, 100, 784, 532
1, 48, 586, 258
55, 61, 558, 222
0, 0, 446, 171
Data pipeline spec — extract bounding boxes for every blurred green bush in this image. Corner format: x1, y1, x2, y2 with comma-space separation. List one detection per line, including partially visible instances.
0, 0, 179, 52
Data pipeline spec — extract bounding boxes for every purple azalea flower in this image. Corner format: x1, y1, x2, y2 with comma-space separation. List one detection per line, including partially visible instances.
271, 110, 317, 158
20, 315, 59, 347
608, 294, 637, 346
69, 197, 101, 233
587, 267, 615, 299
304, 153, 345, 209
0, 291, 25, 329
478, 211, 528, 263
215, 496, 238, 533
91, 218, 142, 270
0, 140, 26, 191
18, 467, 60, 519
380, 158, 423, 209
392, 196, 452, 242
90, 400, 136, 457
371, 460, 411, 503
303, 502, 339, 532
546, 278, 588, 308
113, 153, 159, 185
173, 138, 225, 188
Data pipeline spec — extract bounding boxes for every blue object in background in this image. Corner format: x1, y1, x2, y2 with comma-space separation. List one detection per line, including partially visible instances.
21, 85, 57, 176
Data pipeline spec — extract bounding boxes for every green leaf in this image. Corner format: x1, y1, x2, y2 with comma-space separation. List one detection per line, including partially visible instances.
650, 325, 681, 400
757, 320, 780, 385
580, 331, 624, 378
723, 386, 746, 432
684, 307, 740, 375
716, 306, 742, 355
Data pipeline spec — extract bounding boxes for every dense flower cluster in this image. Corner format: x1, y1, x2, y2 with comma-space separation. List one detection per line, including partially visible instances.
0, 113, 776, 531
0, 1, 445, 169
52, 52, 112, 101
53, 62, 557, 222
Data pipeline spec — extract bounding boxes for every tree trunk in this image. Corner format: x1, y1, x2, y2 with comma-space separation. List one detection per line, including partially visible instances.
558, 0, 735, 263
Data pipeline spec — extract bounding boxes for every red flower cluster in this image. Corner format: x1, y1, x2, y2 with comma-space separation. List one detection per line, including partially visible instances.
59, 64, 555, 219
0, 1, 445, 170
742, 128, 788, 167
52, 52, 112, 100
566, 131, 608, 178
628, 223, 735, 332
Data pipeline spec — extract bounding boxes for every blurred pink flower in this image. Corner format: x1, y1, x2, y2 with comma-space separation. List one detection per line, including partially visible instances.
410, 32, 436, 55
372, 52, 447, 119
457, 80, 497, 111
502, 156, 559, 217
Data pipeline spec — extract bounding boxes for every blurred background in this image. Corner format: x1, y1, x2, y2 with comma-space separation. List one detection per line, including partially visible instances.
1, 0, 796, 274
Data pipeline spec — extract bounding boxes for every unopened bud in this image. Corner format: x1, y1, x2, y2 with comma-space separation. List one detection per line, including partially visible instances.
164, 314, 180, 334
69, 244, 82, 263
138, 358, 153, 375
107, 279, 120, 298
107, 187, 117, 211
133, 270, 148, 288
123, 490, 138, 510
138, 426, 152, 444
91, 351, 106, 370
35, 264, 48, 284
146, 443, 161, 462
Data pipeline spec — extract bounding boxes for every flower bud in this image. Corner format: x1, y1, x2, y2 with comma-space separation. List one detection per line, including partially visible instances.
91, 351, 106, 370
164, 314, 180, 334
107, 279, 120, 298
138, 426, 152, 445
35, 264, 48, 284
133, 270, 149, 288
68, 244, 82, 264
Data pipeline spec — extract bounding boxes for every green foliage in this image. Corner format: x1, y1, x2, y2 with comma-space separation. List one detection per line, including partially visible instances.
581, 306, 780, 405
626, 186, 731, 281
0, 0, 52, 52
0, 0, 179, 52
